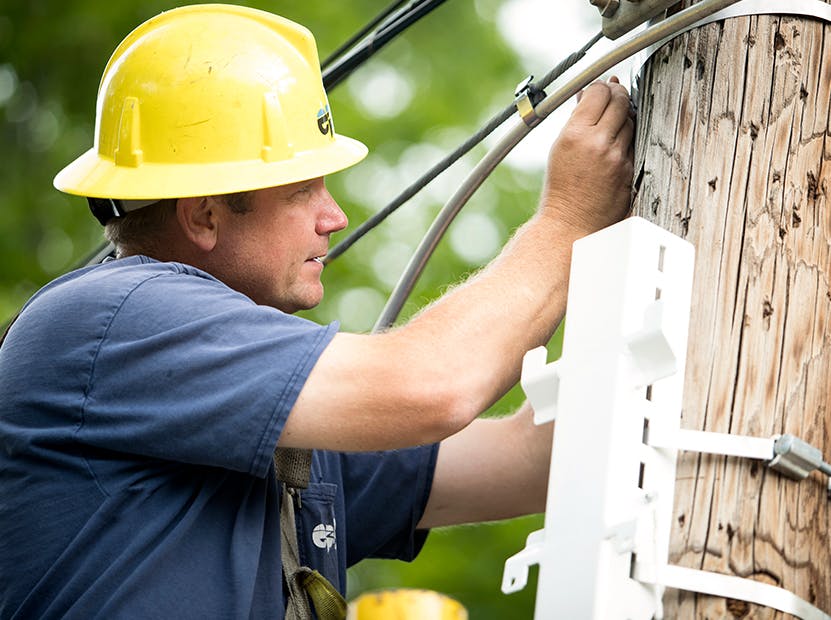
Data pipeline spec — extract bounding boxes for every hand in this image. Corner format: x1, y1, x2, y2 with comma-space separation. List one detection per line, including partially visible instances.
540, 77, 635, 237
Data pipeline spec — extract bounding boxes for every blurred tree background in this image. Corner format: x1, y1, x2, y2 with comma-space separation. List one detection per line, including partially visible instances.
0, 0, 597, 616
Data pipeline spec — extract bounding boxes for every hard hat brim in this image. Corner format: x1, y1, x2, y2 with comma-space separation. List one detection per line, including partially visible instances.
54, 134, 368, 200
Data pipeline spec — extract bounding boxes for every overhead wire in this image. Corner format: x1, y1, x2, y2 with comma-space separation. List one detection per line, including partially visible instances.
324, 30, 604, 264
372, 0, 742, 331
320, 0, 409, 71
321, 0, 450, 90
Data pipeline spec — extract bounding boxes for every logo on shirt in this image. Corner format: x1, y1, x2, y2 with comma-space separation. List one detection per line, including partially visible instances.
312, 521, 336, 552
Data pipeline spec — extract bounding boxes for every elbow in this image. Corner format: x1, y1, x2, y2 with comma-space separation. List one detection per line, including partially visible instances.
375, 330, 493, 446
411, 374, 482, 445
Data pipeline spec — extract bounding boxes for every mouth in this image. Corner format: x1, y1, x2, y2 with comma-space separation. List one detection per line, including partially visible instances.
309, 255, 326, 265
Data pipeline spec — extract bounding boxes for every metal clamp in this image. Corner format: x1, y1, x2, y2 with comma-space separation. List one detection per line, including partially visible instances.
770, 434, 828, 480
649, 428, 831, 491
590, 0, 680, 39
514, 76, 546, 127
589, 0, 622, 18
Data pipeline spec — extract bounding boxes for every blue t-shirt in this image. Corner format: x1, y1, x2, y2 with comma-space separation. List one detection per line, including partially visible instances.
0, 257, 438, 619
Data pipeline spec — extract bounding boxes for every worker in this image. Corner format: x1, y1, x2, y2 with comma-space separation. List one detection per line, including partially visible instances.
0, 4, 634, 619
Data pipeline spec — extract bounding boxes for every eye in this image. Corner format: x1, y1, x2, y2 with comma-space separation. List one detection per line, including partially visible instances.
292, 184, 313, 198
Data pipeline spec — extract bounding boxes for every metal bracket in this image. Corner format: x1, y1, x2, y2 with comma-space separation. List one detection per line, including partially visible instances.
589, 0, 680, 39
648, 428, 831, 485
514, 75, 546, 127
589, 0, 622, 19
770, 434, 827, 480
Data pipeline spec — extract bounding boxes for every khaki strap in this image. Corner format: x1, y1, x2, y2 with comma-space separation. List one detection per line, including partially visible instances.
281, 484, 314, 620
273, 448, 312, 489
279, 484, 346, 619
299, 568, 348, 620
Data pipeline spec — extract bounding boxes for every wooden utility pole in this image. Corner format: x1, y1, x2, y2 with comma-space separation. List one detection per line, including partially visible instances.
632, 4, 831, 617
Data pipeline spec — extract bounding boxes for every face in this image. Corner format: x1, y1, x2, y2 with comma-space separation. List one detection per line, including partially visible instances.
209, 178, 347, 313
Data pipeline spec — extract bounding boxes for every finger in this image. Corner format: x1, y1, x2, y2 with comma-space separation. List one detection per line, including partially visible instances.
615, 97, 636, 138
616, 115, 635, 149
595, 84, 633, 136
569, 81, 612, 126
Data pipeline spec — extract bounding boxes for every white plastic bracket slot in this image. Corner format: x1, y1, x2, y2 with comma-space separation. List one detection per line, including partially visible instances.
520, 348, 561, 426
502, 529, 545, 594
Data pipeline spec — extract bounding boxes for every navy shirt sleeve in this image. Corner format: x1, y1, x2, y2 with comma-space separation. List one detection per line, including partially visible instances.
80, 263, 337, 477
338, 445, 439, 566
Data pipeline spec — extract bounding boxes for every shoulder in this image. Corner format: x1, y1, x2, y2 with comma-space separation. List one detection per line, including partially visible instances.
17, 256, 333, 353
18, 258, 223, 333
25, 256, 223, 310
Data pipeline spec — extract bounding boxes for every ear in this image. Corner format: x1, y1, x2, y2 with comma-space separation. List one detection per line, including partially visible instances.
175, 196, 220, 252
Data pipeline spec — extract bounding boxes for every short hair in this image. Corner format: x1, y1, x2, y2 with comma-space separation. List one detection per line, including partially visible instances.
104, 198, 176, 257
104, 191, 253, 257
222, 190, 253, 215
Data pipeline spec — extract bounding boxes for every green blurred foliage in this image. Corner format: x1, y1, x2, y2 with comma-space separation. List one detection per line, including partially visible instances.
1, 1, 567, 616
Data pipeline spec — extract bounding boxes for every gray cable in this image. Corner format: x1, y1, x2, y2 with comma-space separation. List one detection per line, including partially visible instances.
373, 0, 742, 331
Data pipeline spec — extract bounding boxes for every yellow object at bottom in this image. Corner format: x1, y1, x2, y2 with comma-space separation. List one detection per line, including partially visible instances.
348, 589, 468, 619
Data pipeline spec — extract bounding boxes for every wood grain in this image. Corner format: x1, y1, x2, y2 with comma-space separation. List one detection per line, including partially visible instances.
632, 8, 831, 618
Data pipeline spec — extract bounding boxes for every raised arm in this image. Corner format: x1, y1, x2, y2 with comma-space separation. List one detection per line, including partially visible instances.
279, 80, 635, 452
417, 401, 551, 528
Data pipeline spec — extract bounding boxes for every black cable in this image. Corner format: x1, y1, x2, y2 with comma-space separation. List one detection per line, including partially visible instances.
322, 0, 450, 90
375, 0, 444, 39
325, 30, 604, 264
536, 31, 604, 94
320, 0, 408, 71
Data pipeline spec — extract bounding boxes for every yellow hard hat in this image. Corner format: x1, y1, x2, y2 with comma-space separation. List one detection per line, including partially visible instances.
54, 4, 367, 208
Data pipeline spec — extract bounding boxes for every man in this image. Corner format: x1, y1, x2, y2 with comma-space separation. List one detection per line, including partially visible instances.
0, 4, 634, 619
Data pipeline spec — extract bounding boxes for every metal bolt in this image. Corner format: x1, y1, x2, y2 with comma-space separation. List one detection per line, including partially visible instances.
589, 0, 621, 17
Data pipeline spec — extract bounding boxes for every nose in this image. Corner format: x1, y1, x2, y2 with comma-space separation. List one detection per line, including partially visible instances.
316, 186, 348, 235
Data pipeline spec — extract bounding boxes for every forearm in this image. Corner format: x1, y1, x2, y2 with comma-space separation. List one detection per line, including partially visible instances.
418, 401, 553, 529
398, 212, 578, 411
389, 80, 635, 423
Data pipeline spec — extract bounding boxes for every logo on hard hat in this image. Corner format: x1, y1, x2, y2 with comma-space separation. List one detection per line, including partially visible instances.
317, 106, 333, 136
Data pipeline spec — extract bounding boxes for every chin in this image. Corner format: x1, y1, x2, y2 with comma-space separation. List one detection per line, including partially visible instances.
275, 289, 324, 314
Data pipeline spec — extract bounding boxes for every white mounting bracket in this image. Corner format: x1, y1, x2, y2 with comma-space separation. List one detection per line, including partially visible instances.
503, 216, 694, 619
501, 217, 831, 619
